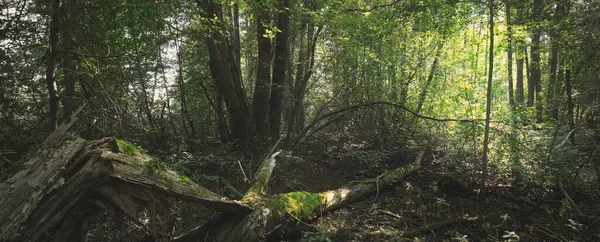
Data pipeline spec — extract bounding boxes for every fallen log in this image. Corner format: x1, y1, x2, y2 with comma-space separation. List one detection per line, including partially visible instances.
0, 120, 420, 242
173, 152, 421, 242
0, 123, 249, 242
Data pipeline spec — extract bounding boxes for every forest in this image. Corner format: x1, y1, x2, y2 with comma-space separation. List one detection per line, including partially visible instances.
1, 0, 600, 241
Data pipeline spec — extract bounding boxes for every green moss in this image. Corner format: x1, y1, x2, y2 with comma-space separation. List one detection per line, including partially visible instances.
178, 173, 193, 184
266, 191, 325, 221
116, 139, 142, 155
142, 160, 167, 176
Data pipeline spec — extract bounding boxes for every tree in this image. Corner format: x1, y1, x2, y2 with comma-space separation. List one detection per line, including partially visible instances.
253, 0, 275, 141
269, 0, 292, 141
198, 0, 253, 147
506, 0, 515, 108
45, 0, 61, 132
531, 0, 543, 123
482, 0, 494, 183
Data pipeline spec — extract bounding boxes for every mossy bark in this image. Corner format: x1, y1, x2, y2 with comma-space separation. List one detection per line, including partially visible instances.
0, 124, 249, 242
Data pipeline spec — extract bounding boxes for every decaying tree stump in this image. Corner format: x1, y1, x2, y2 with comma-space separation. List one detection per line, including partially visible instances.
0, 120, 420, 242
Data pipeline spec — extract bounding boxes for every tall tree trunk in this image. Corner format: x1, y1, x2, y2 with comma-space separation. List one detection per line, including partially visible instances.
532, 0, 543, 123
285, 26, 306, 145
566, 68, 574, 142
46, 0, 61, 132
526, 46, 534, 108
415, 42, 443, 114
516, 52, 525, 105
175, 37, 196, 138
547, 43, 559, 120
285, 2, 319, 146
269, 0, 291, 141
507, 0, 519, 175
132, 36, 158, 136
482, 0, 494, 183
506, 0, 515, 108
231, 1, 241, 78
159, 50, 179, 138
60, 0, 77, 119
198, 0, 253, 147
547, 0, 569, 120
253, 3, 274, 142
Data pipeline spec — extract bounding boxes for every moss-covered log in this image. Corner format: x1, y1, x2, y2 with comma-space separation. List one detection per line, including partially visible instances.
174, 156, 421, 242
0, 124, 250, 242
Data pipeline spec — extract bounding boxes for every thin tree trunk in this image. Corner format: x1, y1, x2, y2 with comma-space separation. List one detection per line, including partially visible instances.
506, 0, 515, 108
516, 53, 525, 105
482, 0, 494, 183
284, 25, 306, 145
269, 0, 291, 141
231, 1, 241, 78
175, 37, 196, 137
159, 50, 179, 138
526, 46, 534, 108
547, 0, 569, 120
46, 0, 61, 132
547, 43, 559, 119
60, 0, 77, 119
415, 42, 444, 114
507, 0, 519, 173
566, 68, 574, 142
532, 0, 543, 123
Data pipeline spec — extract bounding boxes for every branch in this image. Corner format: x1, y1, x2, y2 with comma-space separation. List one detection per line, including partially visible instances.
242, 151, 281, 202
293, 100, 505, 147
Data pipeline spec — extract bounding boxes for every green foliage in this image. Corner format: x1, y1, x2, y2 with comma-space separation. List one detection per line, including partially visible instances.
301, 224, 332, 242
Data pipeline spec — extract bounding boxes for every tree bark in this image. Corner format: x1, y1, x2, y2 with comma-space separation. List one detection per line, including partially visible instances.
269, 0, 291, 141
60, 0, 77, 119
0, 120, 250, 242
532, 0, 543, 123
506, 0, 515, 108
526, 47, 534, 108
566, 68, 574, 142
547, 0, 569, 120
198, 0, 253, 147
482, 0, 494, 183
516, 52, 525, 105
416, 41, 444, 114
46, 0, 61, 132
285, 4, 320, 146
253, 2, 274, 141
175, 37, 196, 137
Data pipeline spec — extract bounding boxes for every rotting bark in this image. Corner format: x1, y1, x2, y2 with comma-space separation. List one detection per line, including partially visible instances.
0, 119, 250, 242
0, 114, 420, 242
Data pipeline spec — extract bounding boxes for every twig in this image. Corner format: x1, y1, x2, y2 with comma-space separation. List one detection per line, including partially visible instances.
238, 160, 249, 183
397, 210, 505, 238
380, 209, 402, 219
558, 180, 583, 215
530, 224, 568, 242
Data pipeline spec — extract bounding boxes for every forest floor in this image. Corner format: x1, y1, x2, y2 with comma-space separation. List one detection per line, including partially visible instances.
86, 144, 599, 242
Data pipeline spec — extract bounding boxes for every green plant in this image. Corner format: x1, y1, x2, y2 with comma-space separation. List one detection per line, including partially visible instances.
301, 224, 332, 242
